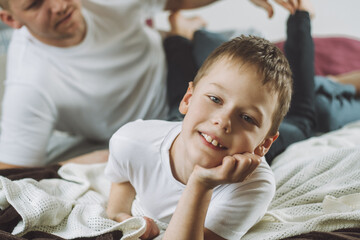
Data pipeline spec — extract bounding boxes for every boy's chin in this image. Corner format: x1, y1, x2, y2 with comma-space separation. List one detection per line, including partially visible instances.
197, 158, 223, 169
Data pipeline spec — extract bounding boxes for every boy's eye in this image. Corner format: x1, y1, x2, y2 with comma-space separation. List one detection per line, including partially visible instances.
241, 114, 256, 125
209, 96, 221, 104
26, 0, 42, 10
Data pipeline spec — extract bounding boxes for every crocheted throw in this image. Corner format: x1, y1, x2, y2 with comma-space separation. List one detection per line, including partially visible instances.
243, 120, 360, 240
1, 121, 360, 239
0, 163, 147, 239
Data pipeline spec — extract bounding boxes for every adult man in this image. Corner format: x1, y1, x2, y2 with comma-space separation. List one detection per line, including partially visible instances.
0, 0, 294, 169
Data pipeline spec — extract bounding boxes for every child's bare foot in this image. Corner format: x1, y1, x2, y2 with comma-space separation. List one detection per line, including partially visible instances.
329, 70, 360, 96
169, 11, 207, 40
297, 0, 315, 19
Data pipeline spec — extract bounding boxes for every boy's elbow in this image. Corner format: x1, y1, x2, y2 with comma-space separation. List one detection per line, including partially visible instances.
106, 208, 116, 221
106, 210, 133, 222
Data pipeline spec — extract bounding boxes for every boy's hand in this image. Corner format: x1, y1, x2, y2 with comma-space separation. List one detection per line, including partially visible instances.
192, 153, 262, 189
112, 213, 159, 239
140, 217, 160, 240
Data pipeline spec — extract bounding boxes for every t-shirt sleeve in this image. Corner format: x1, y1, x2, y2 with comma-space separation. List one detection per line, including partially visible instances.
104, 124, 139, 183
0, 85, 56, 166
104, 138, 129, 183
205, 160, 276, 240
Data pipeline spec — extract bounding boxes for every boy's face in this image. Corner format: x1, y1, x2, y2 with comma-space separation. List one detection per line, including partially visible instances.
2, 0, 84, 45
178, 59, 279, 169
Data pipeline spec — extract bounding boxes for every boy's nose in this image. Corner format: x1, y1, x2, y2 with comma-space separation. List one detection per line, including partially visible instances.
49, 0, 67, 13
212, 112, 232, 134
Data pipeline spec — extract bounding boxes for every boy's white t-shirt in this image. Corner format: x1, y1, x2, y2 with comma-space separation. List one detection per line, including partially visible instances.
0, 0, 168, 166
105, 120, 276, 240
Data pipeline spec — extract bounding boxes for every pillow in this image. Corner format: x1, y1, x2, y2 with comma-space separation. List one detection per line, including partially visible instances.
275, 37, 360, 76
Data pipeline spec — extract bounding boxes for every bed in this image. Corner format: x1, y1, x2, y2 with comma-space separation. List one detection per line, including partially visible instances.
1, 24, 360, 239
0, 119, 360, 240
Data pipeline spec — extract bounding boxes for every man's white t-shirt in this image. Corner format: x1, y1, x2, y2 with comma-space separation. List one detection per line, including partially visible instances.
0, 0, 168, 166
105, 120, 276, 240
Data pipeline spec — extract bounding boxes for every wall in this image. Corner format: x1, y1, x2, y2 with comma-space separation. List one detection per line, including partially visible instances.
154, 0, 360, 42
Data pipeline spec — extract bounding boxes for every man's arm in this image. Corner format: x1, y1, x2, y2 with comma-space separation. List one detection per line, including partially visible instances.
0, 162, 25, 169
165, 0, 298, 17
0, 86, 55, 169
59, 150, 109, 166
165, 0, 218, 11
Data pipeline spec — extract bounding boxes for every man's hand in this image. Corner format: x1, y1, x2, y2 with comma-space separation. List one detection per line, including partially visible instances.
192, 153, 262, 189
250, 0, 298, 18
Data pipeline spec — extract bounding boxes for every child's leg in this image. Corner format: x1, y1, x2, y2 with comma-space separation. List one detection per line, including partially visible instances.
266, 10, 316, 163
163, 36, 197, 121
328, 70, 360, 96
314, 75, 360, 132
192, 30, 228, 68
164, 13, 229, 121
285, 10, 316, 131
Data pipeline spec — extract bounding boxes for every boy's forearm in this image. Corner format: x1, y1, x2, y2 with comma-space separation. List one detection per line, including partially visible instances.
163, 175, 213, 240
106, 182, 136, 220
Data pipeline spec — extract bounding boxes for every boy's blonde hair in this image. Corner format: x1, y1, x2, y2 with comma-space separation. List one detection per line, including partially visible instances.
0, 0, 8, 10
193, 35, 293, 137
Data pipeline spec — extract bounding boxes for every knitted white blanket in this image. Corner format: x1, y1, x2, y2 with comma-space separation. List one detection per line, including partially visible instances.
0, 163, 147, 239
1, 121, 360, 239
243, 120, 360, 240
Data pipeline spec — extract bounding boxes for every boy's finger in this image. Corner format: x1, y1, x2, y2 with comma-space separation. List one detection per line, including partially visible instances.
230, 155, 253, 182
232, 154, 261, 182
243, 157, 261, 179
220, 156, 237, 175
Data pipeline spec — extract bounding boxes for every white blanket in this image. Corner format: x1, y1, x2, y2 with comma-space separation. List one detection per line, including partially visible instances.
243, 120, 360, 240
0, 163, 147, 239
1, 121, 360, 239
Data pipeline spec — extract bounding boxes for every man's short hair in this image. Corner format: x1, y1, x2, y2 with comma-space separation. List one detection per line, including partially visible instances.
193, 35, 293, 137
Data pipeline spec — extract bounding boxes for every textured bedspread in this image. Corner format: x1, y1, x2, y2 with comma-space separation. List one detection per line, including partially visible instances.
243, 120, 360, 240
0, 164, 146, 239
1, 121, 360, 240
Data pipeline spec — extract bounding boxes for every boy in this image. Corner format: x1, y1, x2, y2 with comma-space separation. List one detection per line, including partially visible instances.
105, 32, 292, 239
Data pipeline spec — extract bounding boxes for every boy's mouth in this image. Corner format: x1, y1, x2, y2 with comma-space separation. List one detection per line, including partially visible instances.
200, 132, 227, 149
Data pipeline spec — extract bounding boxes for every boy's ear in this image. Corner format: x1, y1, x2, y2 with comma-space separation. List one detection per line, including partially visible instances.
0, 10, 23, 29
254, 131, 279, 157
178, 82, 194, 115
